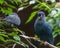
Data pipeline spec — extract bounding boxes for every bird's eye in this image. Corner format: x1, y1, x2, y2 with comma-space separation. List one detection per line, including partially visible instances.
38, 14, 41, 16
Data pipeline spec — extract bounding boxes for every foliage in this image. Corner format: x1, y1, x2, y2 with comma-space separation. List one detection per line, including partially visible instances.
46, 8, 60, 47
47, 8, 60, 38
0, 0, 60, 48
25, 11, 37, 24
0, 21, 29, 48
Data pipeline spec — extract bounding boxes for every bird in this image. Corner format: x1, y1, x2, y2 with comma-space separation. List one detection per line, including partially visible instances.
0, 12, 21, 28
34, 11, 54, 46
3, 12, 21, 26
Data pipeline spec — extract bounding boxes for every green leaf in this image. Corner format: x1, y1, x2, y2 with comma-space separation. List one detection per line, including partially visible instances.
54, 29, 60, 33
0, 36, 6, 42
13, 0, 20, 4
0, 0, 4, 4
33, 2, 51, 12
25, 11, 37, 24
6, 8, 12, 15
19, 41, 29, 48
6, 4, 16, 9
0, 34, 8, 38
57, 42, 60, 46
9, 0, 14, 3
1, 8, 6, 13
9, 32, 18, 36
13, 40, 29, 48
41, 3, 50, 10
5, 39, 13, 42
13, 35, 20, 41
1, 7, 12, 15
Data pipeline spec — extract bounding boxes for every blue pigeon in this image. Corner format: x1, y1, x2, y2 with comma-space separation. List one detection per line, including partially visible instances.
3, 12, 21, 26
34, 11, 54, 45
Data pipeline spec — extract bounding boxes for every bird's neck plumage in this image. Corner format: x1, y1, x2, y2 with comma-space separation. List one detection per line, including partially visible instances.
38, 16, 46, 23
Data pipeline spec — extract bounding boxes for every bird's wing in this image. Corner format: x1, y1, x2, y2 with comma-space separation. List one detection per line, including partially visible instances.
34, 21, 44, 36
40, 22, 54, 44
43, 22, 53, 35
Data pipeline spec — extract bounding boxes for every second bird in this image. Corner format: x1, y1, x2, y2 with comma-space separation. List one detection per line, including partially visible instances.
34, 11, 54, 45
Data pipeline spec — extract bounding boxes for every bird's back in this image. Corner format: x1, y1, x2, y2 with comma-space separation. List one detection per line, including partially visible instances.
3, 13, 21, 26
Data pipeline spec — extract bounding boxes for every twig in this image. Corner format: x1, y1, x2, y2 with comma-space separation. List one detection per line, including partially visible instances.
0, 43, 8, 48
20, 35, 58, 48
45, 43, 58, 48
32, 37, 58, 48
12, 43, 16, 48
14, 28, 58, 48
16, 28, 37, 48
25, 39, 37, 48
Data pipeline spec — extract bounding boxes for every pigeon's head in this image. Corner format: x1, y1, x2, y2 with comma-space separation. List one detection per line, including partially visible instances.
37, 11, 45, 19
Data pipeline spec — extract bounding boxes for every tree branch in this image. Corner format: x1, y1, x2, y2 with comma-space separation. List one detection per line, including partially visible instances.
13, 28, 37, 48
13, 28, 58, 48
12, 43, 16, 48
0, 43, 8, 48
20, 35, 58, 48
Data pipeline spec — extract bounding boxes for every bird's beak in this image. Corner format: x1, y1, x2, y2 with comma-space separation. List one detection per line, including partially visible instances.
38, 15, 42, 19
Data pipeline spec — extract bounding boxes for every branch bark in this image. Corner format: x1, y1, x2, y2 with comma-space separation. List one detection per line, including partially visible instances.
0, 43, 8, 48
14, 28, 58, 48
13, 28, 37, 48
20, 35, 58, 48
12, 43, 16, 48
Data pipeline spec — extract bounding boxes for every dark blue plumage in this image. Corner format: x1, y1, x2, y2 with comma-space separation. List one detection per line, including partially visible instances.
34, 11, 54, 44
3, 12, 21, 26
